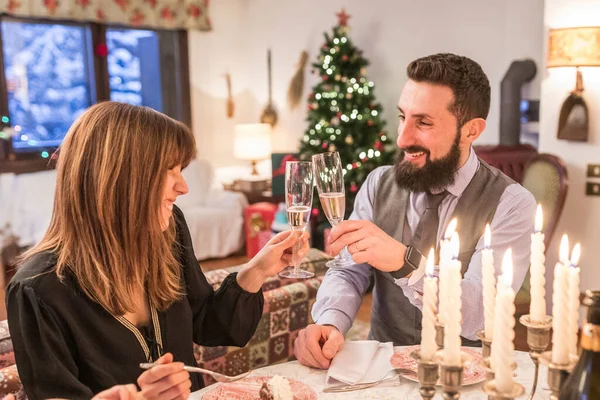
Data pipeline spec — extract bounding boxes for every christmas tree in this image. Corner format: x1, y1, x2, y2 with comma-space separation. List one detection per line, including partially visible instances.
299, 9, 395, 221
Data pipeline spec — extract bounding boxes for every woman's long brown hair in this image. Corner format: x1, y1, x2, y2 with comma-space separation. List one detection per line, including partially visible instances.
21, 101, 196, 315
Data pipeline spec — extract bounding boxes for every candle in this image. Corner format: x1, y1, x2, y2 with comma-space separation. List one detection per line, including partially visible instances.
438, 218, 457, 325
551, 234, 570, 364
529, 205, 546, 322
443, 232, 462, 366
491, 249, 516, 392
568, 243, 581, 358
482, 224, 496, 340
421, 248, 438, 361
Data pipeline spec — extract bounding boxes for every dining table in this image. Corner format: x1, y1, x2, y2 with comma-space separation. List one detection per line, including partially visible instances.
190, 347, 550, 399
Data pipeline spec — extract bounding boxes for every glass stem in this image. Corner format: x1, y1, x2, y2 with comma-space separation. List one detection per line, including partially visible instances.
292, 227, 304, 273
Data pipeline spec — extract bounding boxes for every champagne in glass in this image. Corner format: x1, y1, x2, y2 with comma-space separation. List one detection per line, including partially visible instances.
278, 161, 315, 279
312, 152, 355, 269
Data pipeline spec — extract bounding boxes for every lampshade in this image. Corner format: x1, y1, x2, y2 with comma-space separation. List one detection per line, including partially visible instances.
233, 123, 272, 161
548, 26, 600, 68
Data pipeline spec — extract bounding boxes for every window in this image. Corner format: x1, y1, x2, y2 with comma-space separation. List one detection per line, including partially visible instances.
0, 17, 190, 173
1, 21, 94, 153
107, 29, 162, 111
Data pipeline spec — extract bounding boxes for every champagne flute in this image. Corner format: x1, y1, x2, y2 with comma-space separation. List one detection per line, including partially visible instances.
312, 151, 354, 269
278, 161, 315, 279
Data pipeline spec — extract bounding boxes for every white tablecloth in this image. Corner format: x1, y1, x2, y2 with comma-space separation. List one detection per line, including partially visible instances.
190, 349, 550, 399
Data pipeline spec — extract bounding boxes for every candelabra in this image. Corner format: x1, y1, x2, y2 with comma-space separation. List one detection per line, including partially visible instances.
539, 351, 578, 400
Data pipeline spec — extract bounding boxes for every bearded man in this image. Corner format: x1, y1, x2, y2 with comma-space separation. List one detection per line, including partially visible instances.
294, 53, 536, 369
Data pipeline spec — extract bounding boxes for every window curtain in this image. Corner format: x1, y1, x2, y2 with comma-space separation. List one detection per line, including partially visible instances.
0, 0, 211, 31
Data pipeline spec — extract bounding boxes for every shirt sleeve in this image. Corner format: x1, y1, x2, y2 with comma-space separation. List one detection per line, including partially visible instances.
173, 206, 264, 347
7, 282, 94, 400
311, 168, 388, 334
394, 184, 537, 340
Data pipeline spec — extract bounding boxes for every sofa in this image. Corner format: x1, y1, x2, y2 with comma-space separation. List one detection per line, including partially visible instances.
0, 248, 332, 398
0, 158, 246, 261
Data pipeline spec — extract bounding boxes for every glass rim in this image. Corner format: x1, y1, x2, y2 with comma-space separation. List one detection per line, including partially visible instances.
286, 160, 313, 166
311, 151, 340, 159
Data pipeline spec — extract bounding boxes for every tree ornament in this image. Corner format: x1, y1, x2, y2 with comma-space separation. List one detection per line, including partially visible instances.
345, 135, 354, 144
322, 142, 328, 149
322, 75, 329, 81
342, 55, 349, 62
350, 182, 359, 193
367, 120, 373, 126
336, 8, 351, 26
360, 67, 367, 75
329, 144, 336, 152
341, 76, 348, 82
346, 93, 353, 99
335, 74, 341, 81
331, 117, 340, 126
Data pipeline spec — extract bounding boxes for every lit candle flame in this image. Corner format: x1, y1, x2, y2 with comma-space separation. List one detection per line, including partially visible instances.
570, 243, 581, 267
450, 232, 460, 260
560, 234, 570, 265
484, 224, 491, 249
444, 218, 457, 240
426, 248, 435, 276
502, 248, 513, 288
535, 205, 543, 233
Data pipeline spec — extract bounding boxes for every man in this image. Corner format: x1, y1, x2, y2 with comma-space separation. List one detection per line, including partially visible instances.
294, 53, 536, 369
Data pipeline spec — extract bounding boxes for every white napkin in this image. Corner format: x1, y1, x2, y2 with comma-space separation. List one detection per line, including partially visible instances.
326, 340, 394, 385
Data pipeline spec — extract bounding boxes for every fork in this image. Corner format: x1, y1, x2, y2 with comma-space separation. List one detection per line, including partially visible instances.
322, 368, 416, 393
139, 362, 250, 383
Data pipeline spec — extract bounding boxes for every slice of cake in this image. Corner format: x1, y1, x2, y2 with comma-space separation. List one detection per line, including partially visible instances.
259, 375, 293, 400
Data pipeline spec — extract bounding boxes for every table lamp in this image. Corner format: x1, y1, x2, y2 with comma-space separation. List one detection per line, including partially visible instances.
547, 26, 600, 141
233, 123, 272, 192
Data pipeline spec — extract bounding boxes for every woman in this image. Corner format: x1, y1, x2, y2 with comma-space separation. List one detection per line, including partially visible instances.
6, 102, 309, 400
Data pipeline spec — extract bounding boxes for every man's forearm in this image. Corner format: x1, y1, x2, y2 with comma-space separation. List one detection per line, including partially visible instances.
311, 261, 372, 335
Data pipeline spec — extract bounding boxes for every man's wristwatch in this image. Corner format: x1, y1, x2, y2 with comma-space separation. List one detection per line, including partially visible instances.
390, 245, 424, 279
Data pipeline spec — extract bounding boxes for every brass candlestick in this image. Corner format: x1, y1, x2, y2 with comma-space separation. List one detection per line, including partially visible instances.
411, 349, 439, 400
436, 351, 472, 400
476, 329, 492, 358
519, 314, 553, 400
539, 351, 578, 400
436, 321, 445, 349
483, 380, 526, 400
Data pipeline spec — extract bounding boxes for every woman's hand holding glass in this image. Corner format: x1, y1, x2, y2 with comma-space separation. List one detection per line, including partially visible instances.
237, 230, 310, 292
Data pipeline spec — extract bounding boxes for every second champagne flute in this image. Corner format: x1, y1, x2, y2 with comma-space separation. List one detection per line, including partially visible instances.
312, 151, 355, 269
278, 161, 315, 279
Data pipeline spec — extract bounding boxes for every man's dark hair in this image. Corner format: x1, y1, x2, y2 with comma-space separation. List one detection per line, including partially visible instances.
406, 53, 491, 127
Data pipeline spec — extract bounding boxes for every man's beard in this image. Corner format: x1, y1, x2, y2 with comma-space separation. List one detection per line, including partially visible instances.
394, 130, 462, 193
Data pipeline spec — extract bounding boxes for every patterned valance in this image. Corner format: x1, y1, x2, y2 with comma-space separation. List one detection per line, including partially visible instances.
0, 0, 211, 31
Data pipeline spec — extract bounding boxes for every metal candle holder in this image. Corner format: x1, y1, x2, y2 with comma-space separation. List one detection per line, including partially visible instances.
519, 314, 553, 400
436, 321, 445, 349
411, 349, 439, 400
476, 329, 492, 358
483, 380, 526, 400
436, 351, 472, 400
539, 351, 578, 400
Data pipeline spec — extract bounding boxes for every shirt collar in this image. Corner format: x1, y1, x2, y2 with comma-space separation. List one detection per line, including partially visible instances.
444, 147, 479, 198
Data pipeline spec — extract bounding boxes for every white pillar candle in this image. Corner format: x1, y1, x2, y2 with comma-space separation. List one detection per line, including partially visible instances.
482, 224, 496, 340
443, 232, 462, 366
438, 218, 457, 326
568, 243, 581, 358
421, 248, 438, 361
529, 205, 546, 322
551, 234, 570, 365
491, 249, 516, 392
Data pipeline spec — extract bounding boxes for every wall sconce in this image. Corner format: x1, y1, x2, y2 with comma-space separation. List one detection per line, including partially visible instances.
548, 26, 600, 141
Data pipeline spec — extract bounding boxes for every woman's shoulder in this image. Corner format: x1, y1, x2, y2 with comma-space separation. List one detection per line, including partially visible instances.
8, 252, 70, 299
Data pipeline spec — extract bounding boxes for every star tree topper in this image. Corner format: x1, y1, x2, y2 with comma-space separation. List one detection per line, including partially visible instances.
336, 8, 350, 26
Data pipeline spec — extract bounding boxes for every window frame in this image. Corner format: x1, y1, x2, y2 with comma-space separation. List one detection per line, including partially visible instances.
0, 16, 191, 174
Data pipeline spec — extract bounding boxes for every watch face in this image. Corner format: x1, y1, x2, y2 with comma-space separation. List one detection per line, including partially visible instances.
406, 246, 421, 270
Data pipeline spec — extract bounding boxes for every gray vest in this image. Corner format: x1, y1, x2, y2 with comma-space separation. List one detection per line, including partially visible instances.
369, 159, 515, 346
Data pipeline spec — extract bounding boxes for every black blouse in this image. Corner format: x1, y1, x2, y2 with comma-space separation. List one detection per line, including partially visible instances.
6, 206, 264, 400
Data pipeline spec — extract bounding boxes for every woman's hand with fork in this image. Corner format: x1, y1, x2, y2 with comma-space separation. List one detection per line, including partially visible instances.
137, 353, 191, 400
